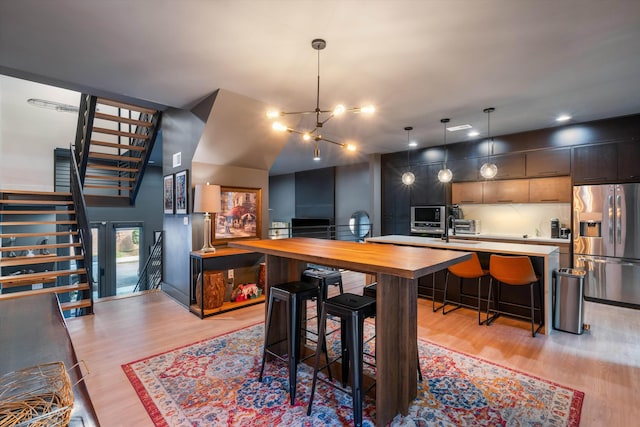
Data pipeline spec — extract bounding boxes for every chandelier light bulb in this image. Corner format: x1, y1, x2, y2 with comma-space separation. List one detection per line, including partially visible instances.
266, 110, 280, 119
313, 145, 321, 161
303, 132, 312, 141
359, 105, 375, 114
333, 104, 346, 115
272, 122, 287, 132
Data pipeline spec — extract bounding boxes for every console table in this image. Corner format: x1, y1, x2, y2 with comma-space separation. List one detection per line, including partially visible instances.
189, 247, 265, 318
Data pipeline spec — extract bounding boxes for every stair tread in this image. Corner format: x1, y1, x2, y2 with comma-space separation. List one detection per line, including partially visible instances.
86, 164, 138, 173
0, 199, 73, 206
60, 298, 93, 311
1, 190, 72, 197
0, 220, 77, 226
0, 268, 87, 284
94, 112, 152, 127
0, 242, 81, 252
84, 184, 133, 191
0, 231, 78, 238
89, 139, 146, 151
85, 174, 136, 182
0, 210, 76, 215
87, 152, 142, 162
0, 255, 84, 268
0, 283, 91, 301
92, 126, 150, 140
96, 97, 157, 115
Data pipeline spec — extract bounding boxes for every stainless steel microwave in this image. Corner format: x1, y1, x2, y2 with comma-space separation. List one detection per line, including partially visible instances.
411, 205, 445, 234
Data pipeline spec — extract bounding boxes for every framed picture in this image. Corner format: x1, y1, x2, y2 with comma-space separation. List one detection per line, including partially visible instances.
175, 170, 189, 215
163, 174, 174, 214
214, 186, 262, 244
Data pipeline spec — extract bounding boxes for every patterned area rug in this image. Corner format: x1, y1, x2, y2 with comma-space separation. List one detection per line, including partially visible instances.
122, 322, 583, 426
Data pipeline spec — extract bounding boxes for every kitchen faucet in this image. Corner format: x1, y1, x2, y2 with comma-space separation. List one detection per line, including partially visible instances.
442, 214, 456, 243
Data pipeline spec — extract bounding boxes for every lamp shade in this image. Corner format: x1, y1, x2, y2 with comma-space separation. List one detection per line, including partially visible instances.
193, 183, 221, 213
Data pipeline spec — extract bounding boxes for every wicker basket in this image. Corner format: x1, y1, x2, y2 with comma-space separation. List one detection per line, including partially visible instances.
0, 361, 73, 427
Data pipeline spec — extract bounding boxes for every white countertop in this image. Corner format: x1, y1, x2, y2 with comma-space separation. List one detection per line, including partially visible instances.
366, 235, 559, 256
451, 233, 571, 245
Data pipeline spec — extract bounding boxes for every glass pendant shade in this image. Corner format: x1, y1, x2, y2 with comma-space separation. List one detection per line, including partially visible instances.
480, 162, 498, 179
437, 168, 453, 183
402, 171, 416, 185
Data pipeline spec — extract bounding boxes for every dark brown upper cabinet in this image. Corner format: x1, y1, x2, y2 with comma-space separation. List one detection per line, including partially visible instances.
525, 148, 571, 177
410, 164, 447, 206
490, 153, 526, 179
617, 140, 640, 182
572, 144, 618, 184
449, 158, 479, 182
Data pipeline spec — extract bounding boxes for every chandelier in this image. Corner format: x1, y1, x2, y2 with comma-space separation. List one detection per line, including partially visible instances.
268, 38, 375, 160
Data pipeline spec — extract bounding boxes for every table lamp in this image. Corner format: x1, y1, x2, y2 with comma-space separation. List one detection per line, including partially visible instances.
193, 183, 221, 253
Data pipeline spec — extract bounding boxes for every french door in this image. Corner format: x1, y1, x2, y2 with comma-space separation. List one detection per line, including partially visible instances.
91, 221, 143, 298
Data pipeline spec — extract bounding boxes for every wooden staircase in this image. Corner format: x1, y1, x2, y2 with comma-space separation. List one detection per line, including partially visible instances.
0, 190, 93, 315
75, 95, 161, 207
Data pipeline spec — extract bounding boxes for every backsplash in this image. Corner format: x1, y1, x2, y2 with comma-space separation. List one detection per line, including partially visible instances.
458, 203, 571, 238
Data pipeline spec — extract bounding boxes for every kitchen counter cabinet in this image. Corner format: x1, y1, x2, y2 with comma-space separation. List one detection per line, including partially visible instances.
617, 140, 640, 182
452, 181, 484, 204
529, 176, 571, 203
483, 179, 529, 203
410, 164, 447, 206
366, 234, 560, 334
449, 158, 479, 182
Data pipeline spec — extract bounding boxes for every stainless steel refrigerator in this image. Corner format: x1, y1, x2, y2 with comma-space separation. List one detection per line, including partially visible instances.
573, 184, 640, 308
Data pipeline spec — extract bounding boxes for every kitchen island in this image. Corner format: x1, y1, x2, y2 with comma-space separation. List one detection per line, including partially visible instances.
366, 235, 560, 335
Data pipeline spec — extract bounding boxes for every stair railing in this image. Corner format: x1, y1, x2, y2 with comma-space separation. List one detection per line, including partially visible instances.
133, 232, 163, 292
130, 111, 161, 204
73, 94, 97, 184
70, 148, 94, 313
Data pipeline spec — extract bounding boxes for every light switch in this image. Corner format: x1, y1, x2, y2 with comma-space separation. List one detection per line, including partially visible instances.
183, 216, 189, 225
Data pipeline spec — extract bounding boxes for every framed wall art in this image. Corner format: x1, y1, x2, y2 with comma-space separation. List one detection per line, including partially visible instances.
214, 186, 262, 244
175, 170, 189, 215
163, 174, 174, 214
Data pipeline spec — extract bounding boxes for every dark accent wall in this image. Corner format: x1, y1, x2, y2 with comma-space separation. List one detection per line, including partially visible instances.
269, 173, 295, 224
295, 167, 335, 220
335, 163, 371, 226
161, 95, 215, 305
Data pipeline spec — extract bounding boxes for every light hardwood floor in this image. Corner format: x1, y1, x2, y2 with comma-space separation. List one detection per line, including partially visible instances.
66, 271, 639, 426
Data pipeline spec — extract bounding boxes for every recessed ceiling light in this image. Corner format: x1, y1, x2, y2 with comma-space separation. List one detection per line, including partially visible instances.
556, 114, 572, 122
446, 124, 472, 132
468, 130, 480, 137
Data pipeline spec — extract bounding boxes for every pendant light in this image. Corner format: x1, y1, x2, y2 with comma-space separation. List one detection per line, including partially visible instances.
401, 126, 416, 186
479, 107, 498, 179
437, 118, 453, 183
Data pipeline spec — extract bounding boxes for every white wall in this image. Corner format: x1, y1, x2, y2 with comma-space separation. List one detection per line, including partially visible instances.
459, 203, 571, 238
0, 75, 79, 191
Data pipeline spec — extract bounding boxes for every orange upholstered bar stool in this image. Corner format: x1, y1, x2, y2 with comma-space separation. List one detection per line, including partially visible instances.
487, 255, 544, 337
442, 252, 490, 325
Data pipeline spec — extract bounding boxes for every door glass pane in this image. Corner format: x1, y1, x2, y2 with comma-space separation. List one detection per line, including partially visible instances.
115, 226, 141, 295
91, 227, 99, 300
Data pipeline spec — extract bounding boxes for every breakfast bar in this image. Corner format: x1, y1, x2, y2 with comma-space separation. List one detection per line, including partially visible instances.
366, 235, 560, 334
229, 237, 470, 426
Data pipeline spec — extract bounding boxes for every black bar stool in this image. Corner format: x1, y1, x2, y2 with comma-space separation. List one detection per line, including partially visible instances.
363, 283, 423, 382
259, 281, 328, 405
301, 267, 344, 322
307, 293, 376, 427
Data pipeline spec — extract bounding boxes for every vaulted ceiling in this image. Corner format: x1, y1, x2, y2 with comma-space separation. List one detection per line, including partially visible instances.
2, 0, 640, 175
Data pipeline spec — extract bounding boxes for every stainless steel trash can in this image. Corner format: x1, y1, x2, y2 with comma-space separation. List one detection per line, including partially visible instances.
553, 268, 586, 334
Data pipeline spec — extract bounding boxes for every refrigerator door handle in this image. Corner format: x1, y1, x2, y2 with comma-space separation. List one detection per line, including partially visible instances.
608, 194, 614, 244
616, 193, 622, 244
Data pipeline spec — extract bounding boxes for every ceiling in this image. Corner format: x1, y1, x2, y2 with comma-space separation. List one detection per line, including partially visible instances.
2, 0, 640, 176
